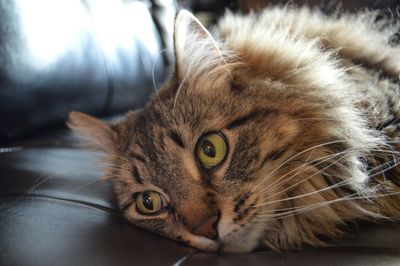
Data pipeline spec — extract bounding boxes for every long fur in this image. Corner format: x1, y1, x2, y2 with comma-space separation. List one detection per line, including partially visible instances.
69, 6, 400, 253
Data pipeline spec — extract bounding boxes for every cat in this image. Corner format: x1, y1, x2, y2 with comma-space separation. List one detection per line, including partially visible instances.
68, 6, 400, 253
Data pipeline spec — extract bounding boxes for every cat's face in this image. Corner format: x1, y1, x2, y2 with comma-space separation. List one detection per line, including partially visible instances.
107, 74, 306, 252
69, 10, 365, 252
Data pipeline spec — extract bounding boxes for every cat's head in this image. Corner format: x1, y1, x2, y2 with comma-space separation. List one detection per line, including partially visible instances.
69, 10, 379, 252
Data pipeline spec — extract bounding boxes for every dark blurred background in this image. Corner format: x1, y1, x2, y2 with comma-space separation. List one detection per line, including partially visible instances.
179, 0, 400, 25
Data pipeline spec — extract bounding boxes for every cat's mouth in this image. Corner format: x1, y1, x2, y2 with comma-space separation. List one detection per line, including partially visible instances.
183, 232, 259, 253
182, 219, 263, 253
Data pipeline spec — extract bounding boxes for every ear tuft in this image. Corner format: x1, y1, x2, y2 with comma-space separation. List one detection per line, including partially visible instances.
68, 111, 116, 152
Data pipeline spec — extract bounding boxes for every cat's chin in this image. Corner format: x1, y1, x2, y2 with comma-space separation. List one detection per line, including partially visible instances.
216, 220, 264, 253
184, 234, 257, 253
183, 233, 221, 252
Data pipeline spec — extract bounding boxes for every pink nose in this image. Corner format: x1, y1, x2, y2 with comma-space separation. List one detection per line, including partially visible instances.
193, 214, 220, 239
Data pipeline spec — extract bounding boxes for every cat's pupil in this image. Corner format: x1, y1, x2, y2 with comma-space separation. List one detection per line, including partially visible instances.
142, 191, 154, 210
202, 140, 216, 157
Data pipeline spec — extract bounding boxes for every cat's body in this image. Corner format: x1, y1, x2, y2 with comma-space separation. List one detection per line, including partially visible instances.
69, 6, 400, 252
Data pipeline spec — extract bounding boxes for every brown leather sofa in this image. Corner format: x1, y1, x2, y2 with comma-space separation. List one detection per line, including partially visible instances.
1, 1, 400, 265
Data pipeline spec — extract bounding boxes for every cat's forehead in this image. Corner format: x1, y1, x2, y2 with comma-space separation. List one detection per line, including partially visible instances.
115, 109, 207, 195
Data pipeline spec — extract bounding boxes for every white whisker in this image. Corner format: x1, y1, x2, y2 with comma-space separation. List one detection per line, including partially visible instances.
152, 48, 176, 130
255, 145, 349, 196
256, 191, 400, 222
250, 140, 348, 194
261, 152, 350, 202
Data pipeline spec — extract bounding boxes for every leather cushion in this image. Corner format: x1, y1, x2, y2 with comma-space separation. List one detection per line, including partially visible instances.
0, 0, 167, 142
1, 126, 399, 266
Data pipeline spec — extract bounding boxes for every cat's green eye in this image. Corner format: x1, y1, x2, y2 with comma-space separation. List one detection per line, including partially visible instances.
196, 132, 228, 169
136, 191, 164, 215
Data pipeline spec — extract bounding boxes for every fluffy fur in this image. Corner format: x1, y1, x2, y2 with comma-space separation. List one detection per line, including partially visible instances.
69, 6, 400, 253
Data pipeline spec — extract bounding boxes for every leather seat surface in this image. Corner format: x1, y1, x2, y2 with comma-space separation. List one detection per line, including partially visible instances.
1, 128, 400, 266
0, 0, 166, 142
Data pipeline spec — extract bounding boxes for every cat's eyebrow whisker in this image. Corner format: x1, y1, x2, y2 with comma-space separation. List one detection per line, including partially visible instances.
173, 65, 191, 114
173, 40, 211, 114
0, 164, 108, 208
152, 48, 176, 130
0, 164, 122, 222
249, 140, 348, 194
18, 161, 139, 204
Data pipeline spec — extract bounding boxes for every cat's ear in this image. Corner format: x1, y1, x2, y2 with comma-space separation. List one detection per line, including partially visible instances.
68, 111, 117, 153
173, 9, 227, 80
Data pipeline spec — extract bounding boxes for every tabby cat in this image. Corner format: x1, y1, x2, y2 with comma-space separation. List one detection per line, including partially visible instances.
68, 6, 400, 252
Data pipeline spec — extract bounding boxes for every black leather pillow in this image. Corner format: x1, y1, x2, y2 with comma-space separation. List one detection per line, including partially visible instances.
0, 0, 169, 143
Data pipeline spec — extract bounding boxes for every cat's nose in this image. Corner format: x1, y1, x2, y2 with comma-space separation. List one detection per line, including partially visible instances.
192, 211, 220, 239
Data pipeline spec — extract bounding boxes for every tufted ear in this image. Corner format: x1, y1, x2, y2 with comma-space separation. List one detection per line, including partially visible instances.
68, 111, 117, 153
173, 10, 227, 81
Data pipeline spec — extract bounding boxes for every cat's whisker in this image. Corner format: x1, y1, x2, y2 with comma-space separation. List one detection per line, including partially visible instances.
259, 149, 400, 207
257, 145, 400, 197
257, 178, 353, 208
261, 152, 350, 201
367, 159, 400, 179
255, 147, 349, 196
0, 162, 136, 217
29, 160, 133, 192
259, 195, 356, 220
0, 164, 124, 223
265, 150, 348, 192
0, 163, 112, 215
250, 140, 349, 194
256, 191, 400, 222
265, 153, 400, 206
259, 183, 355, 214
256, 196, 355, 221
24, 165, 102, 195
293, 117, 340, 122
